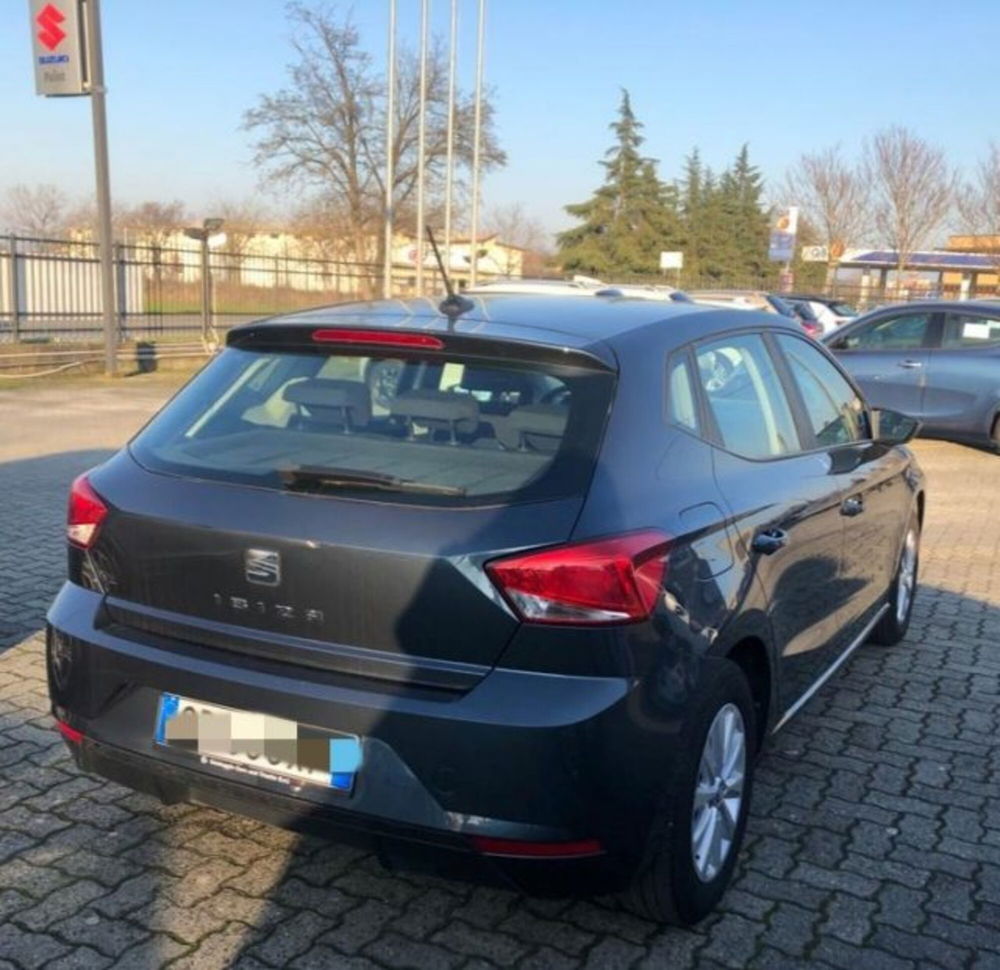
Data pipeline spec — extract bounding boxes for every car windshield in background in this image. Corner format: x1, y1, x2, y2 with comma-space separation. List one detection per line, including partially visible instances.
130, 347, 613, 506
830, 301, 858, 317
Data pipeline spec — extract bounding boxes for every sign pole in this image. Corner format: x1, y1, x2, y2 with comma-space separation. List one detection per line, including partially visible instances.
82, 0, 117, 375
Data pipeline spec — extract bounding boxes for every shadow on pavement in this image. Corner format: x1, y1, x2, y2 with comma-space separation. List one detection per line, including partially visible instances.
1, 578, 998, 966
0, 450, 115, 652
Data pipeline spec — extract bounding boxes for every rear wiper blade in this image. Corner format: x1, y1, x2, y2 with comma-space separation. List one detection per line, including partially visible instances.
278, 466, 466, 497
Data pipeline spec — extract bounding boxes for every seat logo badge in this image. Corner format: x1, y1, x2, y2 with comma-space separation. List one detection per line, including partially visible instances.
245, 549, 281, 586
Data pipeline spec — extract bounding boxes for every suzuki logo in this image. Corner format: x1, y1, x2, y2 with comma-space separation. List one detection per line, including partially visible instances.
245, 549, 281, 586
36, 3, 66, 52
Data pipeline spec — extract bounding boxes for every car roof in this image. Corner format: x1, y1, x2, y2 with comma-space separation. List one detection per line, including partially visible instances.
236, 293, 801, 359
856, 299, 1000, 317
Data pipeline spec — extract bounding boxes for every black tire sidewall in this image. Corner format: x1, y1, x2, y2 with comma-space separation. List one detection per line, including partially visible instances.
659, 660, 756, 924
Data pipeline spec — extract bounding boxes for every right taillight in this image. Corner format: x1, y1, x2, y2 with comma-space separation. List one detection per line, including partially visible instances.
486, 530, 670, 625
67, 474, 107, 549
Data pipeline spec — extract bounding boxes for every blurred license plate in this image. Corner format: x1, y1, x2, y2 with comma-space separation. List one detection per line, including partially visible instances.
154, 694, 361, 793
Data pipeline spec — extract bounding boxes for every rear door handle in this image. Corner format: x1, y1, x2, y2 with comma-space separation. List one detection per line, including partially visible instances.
898, 359, 923, 369
751, 529, 788, 556
841, 496, 864, 517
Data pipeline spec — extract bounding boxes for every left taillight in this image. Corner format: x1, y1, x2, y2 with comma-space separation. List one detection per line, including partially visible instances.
485, 530, 670, 626
67, 474, 107, 549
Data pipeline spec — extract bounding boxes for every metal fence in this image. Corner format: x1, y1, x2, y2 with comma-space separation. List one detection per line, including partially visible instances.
0, 235, 385, 343
3, 234, 992, 345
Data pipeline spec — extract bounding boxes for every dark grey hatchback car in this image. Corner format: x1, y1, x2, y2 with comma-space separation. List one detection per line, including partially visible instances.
47, 294, 925, 924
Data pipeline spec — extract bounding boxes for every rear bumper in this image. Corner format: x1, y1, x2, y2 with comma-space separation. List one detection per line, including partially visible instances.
66, 735, 611, 894
47, 582, 684, 895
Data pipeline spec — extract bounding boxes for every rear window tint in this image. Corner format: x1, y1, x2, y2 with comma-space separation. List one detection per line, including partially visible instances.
130, 347, 614, 506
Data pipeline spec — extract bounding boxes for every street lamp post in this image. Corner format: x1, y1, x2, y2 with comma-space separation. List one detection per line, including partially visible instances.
184, 218, 224, 343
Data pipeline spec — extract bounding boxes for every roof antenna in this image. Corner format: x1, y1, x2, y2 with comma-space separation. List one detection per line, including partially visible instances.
426, 224, 474, 323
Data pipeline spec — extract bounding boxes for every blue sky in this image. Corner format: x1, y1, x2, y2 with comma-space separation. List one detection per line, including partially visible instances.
3, 0, 994, 235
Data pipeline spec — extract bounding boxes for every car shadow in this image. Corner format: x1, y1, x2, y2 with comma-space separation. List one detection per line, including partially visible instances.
2, 446, 997, 965
2, 572, 998, 965
0, 449, 115, 652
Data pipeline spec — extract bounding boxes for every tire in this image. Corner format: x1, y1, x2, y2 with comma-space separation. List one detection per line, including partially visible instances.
869, 513, 920, 646
621, 660, 756, 926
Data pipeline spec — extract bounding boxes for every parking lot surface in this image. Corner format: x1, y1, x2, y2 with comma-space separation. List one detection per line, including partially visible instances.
1, 377, 999, 969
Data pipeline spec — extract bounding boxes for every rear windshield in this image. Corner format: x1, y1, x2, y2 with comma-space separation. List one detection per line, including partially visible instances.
130, 346, 614, 506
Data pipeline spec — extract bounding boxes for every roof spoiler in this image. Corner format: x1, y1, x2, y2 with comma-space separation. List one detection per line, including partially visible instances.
225, 323, 616, 373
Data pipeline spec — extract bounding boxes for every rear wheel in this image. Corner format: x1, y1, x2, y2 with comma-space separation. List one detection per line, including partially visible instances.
870, 515, 919, 646
621, 660, 755, 925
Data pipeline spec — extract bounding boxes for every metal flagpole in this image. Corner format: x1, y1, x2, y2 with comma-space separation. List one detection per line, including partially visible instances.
82, 0, 117, 375
382, 0, 397, 299
443, 0, 458, 279
415, 0, 429, 295
469, 0, 485, 288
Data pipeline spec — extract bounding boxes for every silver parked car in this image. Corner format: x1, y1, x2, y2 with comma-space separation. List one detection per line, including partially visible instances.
824, 300, 1000, 451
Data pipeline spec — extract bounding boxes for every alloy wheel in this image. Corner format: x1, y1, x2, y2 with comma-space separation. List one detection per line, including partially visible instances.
896, 529, 917, 625
691, 702, 746, 882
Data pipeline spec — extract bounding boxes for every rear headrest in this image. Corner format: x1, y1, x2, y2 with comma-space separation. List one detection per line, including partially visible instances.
283, 379, 372, 428
390, 389, 480, 438
459, 368, 529, 396
495, 404, 568, 451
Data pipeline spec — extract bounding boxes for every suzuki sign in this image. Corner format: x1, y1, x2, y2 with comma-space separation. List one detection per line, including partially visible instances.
30, 0, 86, 96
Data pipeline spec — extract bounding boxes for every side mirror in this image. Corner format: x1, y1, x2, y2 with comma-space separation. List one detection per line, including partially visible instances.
871, 408, 920, 445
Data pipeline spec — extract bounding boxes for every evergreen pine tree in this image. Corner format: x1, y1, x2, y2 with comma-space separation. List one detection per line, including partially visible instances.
558, 91, 680, 276
727, 144, 770, 280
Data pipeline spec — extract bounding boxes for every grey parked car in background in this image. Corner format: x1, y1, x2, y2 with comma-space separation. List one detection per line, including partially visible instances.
825, 301, 1000, 451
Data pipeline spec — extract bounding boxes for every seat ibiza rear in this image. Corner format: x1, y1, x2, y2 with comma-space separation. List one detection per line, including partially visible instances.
47, 295, 924, 924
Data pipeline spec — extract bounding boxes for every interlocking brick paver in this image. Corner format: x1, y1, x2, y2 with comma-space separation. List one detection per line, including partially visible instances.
1, 383, 998, 968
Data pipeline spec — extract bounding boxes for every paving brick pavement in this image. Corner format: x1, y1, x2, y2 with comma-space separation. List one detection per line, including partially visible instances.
1, 379, 999, 969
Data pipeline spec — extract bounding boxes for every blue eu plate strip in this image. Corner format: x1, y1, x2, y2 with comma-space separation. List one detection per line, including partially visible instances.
155, 693, 180, 744
330, 737, 363, 791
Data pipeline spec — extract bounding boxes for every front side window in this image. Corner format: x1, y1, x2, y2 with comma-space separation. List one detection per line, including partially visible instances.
130, 346, 613, 506
776, 334, 867, 447
695, 333, 800, 459
840, 312, 931, 351
942, 313, 1000, 348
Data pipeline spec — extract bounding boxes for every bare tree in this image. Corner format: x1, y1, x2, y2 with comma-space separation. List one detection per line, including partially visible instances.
485, 203, 550, 275
864, 127, 954, 277
120, 200, 187, 248
243, 3, 504, 268
210, 200, 269, 281
957, 142, 1000, 282
1, 183, 69, 237
784, 146, 868, 288
216, 200, 267, 255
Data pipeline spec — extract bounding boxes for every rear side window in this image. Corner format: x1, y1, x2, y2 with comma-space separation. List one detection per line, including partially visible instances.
942, 312, 1000, 348
130, 347, 614, 506
695, 334, 800, 459
667, 354, 698, 432
775, 334, 867, 447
